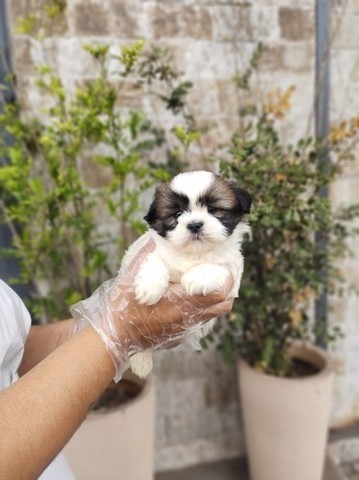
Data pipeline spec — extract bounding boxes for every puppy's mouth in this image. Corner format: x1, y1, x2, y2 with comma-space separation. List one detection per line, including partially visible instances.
189, 232, 204, 242
187, 232, 220, 248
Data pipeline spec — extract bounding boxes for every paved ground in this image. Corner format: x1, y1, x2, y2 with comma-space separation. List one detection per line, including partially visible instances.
340, 464, 359, 480
156, 456, 343, 480
329, 426, 359, 480
156, 457, 249, 480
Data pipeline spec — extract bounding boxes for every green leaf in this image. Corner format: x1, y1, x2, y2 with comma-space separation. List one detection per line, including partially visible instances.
119, 40, 146, 74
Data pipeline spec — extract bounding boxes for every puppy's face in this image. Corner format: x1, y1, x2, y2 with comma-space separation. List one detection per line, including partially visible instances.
144, 171, 251, 252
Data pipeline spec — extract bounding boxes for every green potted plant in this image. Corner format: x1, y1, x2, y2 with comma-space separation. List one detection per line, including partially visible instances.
211, 50, 359, 480
0, 33, 176, 478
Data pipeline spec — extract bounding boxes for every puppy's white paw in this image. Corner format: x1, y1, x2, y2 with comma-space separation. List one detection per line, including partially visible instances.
134, 253, 169, 305
181, 264, 229, 296
134, 277, 167, 305
130, 352, 153, 378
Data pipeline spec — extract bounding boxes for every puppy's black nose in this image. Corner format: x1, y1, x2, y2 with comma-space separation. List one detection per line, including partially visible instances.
187, 221, 204, 233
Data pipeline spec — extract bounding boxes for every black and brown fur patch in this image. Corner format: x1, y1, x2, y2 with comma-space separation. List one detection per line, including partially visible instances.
144, 182, 190, 237
197, 175, 251, 234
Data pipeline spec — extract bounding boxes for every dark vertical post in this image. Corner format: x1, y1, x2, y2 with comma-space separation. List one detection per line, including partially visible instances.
0, 1, 31, 299
315, 0, 331, 342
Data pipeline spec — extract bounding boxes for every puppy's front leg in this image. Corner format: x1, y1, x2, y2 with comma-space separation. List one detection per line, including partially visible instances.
134, 252, 169, 305
131, 253, 169, 378
181, 263, 229, 296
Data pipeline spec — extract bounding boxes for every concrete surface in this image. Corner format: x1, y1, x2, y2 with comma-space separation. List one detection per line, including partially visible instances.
156, 455, 343, 480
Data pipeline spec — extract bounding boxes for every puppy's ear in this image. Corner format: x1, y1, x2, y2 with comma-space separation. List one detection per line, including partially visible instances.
229, 181, 252, 214
144, 182, 170, 226
144, 200, 157, 225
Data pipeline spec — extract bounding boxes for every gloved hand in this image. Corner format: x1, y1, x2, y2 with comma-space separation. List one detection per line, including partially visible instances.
70, 236, 234, 382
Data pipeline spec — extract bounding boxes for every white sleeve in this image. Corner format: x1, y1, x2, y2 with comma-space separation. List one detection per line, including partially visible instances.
0, 280, 75, 480
0, 279, 31, 390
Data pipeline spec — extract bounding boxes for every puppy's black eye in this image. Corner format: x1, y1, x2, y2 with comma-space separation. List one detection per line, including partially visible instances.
207, 206, 218, 214
173, 211, 182, 219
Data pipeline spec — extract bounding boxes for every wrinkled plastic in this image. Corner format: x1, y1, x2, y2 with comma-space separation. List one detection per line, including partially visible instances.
71, 236, 234, 382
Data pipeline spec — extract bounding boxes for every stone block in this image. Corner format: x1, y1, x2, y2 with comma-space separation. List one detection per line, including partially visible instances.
217, 78, 241, 117
198, 0, 314, 5
198, 116, 240, 154
154, 346, 234, 382
333, 11, 359, 48
282, 42, 314, 71
145, 4, 213, 40
46, 7, 68, 37
155, 433, 244, 472
261, 42, 314, 72
176, 41, 238, 80
208, 4, 280, 43
349, 176, 359, 203
331, 50, 359, 106
80, 155, 113, 189
347, 304, 359, 333
16, 75, 58, 115
329, 438, 359, 465
348, 348, 359, 374
164, 412, 192, 444
254, 0, 315, 4
330, 177, 359, 208
204, 372, 239, 409
350, 55, 359, 82
257, 70, 315, 142
7, 0, 25, 28
183, 6, 213, 40
109, 0, 144, 38
343, 263, 359, 291
329, 296, 350, 325
8, 0, 68, 35
197, 0, 247, 4
11, 37, 35, 75
187, 80, 222, 117
250, 5, 281, 41
336, 357, 348, 376
12, 76, 33, 112
54, 38, 100, 77
153, 345, 243, 471
74, 1, 110, 36
209, 5, 251, 42
331, 86, 359, 157
279, 7, 314, 41
146, 4, 181, 39
100, 76, 144, 110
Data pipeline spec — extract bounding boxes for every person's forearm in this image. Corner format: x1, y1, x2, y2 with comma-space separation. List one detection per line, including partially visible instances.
0, 327, 114, 479
18, 319, 75, 376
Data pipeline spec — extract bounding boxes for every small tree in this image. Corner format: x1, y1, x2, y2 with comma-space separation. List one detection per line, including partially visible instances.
1, 0, 207, 322
0, 38, 203, 321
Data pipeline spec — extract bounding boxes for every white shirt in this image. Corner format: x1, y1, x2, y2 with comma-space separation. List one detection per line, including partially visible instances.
0, 279, 31, 389
0, 279, 75, 479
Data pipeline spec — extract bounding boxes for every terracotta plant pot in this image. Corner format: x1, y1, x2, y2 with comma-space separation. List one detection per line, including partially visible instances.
64, 373, 155, 480
238, 342, 334, 480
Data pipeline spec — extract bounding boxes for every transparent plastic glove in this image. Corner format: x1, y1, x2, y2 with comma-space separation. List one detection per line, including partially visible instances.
70, 237, 234, 382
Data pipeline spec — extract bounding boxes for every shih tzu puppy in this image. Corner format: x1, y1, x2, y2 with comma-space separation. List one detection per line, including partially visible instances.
126, 170, 251, 378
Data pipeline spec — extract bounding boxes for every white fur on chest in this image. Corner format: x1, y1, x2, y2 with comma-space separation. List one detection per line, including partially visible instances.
150, 227, 245, 295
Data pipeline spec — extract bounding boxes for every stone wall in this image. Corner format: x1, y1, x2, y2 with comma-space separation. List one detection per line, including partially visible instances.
329, 0, 359, 428
7, 0, 359, 471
